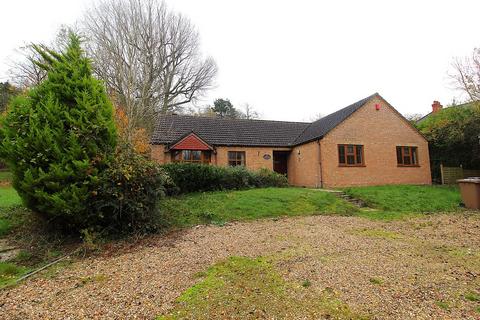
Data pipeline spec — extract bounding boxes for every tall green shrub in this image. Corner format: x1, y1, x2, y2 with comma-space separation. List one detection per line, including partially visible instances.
417, 103, 480, 169
0, 33, 117, 229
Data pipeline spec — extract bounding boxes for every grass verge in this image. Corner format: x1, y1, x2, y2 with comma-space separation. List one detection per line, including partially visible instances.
0, 262, 30, 288
344, 185, 462, 220
157, 256, 368, 320
159, 187, 358, 227
0, 206, 29, 236
0, 184, 23, 236
0, 171, 12, 183
0, 186, 77, 289
0, 186, 22, 208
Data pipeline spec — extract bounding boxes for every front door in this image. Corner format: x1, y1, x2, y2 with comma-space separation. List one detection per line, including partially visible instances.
273, 151, 289, 176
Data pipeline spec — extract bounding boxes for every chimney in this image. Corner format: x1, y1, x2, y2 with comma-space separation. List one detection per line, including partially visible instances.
431, 101, 443, 113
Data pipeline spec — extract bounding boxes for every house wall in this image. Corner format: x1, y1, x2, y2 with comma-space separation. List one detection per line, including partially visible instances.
287, 141, 321, 187
151, 144, 291, 171
215, 146, 288, 170
151, 144, 169, 163
319, 96, 431, 188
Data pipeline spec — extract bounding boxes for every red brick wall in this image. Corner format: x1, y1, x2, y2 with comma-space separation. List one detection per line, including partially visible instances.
151, 144, 290, 171
151, 144, 168, 163
215, 146, 289, 170
287, 141, 321, 187
319, 96, 431, 188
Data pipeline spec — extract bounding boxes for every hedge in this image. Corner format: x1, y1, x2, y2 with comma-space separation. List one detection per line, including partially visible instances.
161, 163, 288, 194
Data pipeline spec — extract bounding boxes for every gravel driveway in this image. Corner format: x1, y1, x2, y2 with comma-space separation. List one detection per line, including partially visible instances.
1, 213, 479, 319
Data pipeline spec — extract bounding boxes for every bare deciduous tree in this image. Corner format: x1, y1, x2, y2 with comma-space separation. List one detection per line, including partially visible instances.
188, 105, 217, 117
451, 48, 480, 101
82, 0, 217, 134
8, 26, 72, 89
8, 46, 47, 88
404, 113, 424, 124
308, 112, 323, 122
241, 103, 260, 120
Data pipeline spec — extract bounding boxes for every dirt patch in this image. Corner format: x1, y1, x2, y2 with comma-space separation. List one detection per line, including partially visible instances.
1, 213, 479, 319
0, 181, 10, 187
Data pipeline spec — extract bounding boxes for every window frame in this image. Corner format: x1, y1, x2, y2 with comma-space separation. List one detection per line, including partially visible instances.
338, 144, 365, 167
396, 146, 419, 167
228, 151, 246, 167
172, 150, 211, 164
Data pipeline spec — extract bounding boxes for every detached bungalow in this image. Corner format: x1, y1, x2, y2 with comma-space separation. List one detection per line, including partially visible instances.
151, 93, 431, 188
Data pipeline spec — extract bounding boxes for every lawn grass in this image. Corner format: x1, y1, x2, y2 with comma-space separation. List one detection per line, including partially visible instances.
0, 206, 30, 237
157, 256, 368, 320
159, 187, 358, 227
0, 171, 12, 183
0, 186, 24, 236
160, 185, 464, 225
0, 186, 22, 236
0, 186, 22, 208
343, 185, 462, 219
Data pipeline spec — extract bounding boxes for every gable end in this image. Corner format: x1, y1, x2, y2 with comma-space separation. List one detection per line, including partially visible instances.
170, 132, 213, 150
321, 94, 428, 143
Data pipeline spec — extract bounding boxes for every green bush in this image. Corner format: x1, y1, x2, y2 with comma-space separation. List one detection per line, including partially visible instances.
89, 148, 171, 233
416, 102, 480, 169
0, 33, 117, 230
250, 168, 289, 188
161, 163, 288, 194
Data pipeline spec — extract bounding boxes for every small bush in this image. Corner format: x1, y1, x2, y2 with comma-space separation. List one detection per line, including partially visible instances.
161, 163, 288, 194
254, 168, 290, 188
89, 148, 171, 233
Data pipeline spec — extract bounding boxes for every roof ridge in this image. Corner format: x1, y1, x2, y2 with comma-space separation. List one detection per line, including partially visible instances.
165, 114, 311, 125
292, 93, 377, 145
310, 92, 377, 125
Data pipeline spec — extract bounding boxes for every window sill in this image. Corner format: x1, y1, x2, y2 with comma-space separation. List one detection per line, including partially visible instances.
338, 164, 366, 167
397, 165, 420, 167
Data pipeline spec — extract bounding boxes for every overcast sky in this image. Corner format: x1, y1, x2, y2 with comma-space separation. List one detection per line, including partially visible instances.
0, 0, 478, 121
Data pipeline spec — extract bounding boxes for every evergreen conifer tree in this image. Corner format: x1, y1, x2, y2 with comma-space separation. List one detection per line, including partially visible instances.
0, 33, 116, 228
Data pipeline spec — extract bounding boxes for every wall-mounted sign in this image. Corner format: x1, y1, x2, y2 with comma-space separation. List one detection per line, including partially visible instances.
263, 154, 271, 160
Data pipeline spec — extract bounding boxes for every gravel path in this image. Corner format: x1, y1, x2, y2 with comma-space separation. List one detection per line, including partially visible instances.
1, 213, 479, 319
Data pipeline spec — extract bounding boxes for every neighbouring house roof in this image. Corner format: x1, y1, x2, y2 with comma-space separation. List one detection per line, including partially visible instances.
416, 101, 476, 124
415, 114, 429, 124
151, 93, 380, 147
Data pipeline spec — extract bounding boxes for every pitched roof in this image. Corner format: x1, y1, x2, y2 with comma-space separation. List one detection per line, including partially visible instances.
151, 115, 310, 147
293, 93, 377, 144
151, 93, 378, 147
416, 101, 477, 124
415, 113, 431, 124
